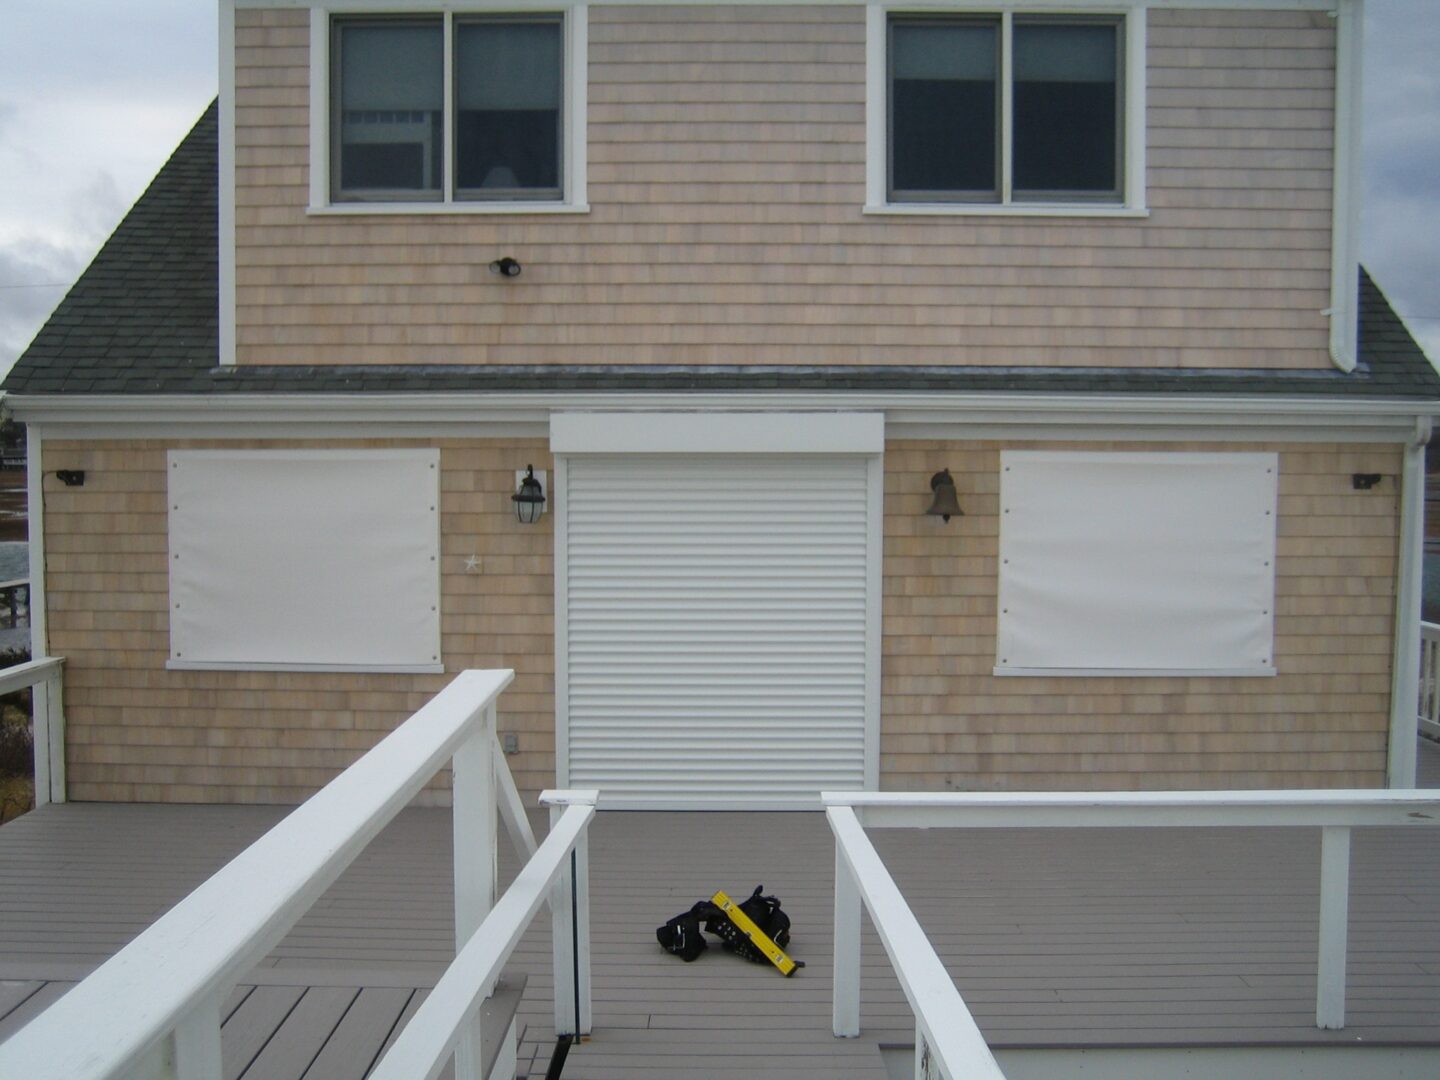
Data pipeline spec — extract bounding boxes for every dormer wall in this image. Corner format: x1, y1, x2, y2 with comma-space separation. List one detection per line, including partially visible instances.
228, 3, 1341, 370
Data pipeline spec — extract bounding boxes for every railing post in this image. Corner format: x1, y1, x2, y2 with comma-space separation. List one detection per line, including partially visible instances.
171, 990, 224, 1080
550, 799, 593, 1036
1317, 824, 1352, 1029
452, 702, 499, 1078
45, 665, 65, 804
29, 663, 66, 807
833, 840, 862, 1038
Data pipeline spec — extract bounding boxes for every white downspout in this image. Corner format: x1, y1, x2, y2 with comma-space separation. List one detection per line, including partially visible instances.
1388, 417, 1430, 787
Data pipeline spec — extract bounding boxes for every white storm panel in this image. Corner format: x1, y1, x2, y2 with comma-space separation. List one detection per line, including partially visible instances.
996, 451, 1278, 676
168, 449, 441, 671
562, 456, 873, 807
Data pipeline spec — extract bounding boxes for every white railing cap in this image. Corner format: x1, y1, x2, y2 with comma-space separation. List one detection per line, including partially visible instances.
822, 788, 1440, 809
821, 789, 1440, 829
0, 655, 64, 697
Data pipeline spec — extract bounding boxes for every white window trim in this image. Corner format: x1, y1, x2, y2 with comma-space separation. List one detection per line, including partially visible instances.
308, 3, 588, 215
865, 2, 1146, 218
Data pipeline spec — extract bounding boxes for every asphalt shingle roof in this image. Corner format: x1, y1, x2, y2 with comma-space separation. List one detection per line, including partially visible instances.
7, 101, 1438, 402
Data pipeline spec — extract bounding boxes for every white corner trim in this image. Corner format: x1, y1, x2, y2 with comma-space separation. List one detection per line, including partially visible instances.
25, 425, 47, 659
1387, 419, 1429, 787
1329, 0, 1362, 372
550, 411, 886, 453
219, 0, 237, 367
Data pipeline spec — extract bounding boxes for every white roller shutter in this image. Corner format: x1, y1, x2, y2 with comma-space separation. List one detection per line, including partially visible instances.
559, 454, 876, 809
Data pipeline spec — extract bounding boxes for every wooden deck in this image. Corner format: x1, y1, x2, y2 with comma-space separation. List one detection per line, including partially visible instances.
4, 742, 1440, 1077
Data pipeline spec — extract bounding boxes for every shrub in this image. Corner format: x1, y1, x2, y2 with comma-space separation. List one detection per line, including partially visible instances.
0, 716, 32, 777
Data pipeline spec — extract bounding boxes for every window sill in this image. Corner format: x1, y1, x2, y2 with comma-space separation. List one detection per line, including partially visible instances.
865, 203, 1149, 219
307, 201, 591, 217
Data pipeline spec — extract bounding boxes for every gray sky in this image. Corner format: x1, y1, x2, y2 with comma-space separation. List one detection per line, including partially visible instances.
0, 1, 1436, 374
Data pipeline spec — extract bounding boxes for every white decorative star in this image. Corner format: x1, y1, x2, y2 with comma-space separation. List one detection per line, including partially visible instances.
464, 555, 481, 572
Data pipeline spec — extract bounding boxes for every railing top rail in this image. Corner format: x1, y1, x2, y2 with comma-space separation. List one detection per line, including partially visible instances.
821, 788, 1440, 830
828, 805, 1006, 1080
0, 667, 514, 1080
0, 655, 63, 697
369, 798, 597, 1080
1422, 620, 1440, 633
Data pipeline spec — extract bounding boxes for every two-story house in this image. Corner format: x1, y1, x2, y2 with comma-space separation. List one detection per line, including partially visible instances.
5, 0, 1438, 811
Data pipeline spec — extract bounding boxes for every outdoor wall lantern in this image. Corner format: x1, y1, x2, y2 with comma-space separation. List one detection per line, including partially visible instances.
925, 468, 962, 523
512, 465, 547, 524
489, 256, 522, 278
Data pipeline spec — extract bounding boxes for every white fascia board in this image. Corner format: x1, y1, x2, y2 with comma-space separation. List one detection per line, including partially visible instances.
7, 391, 1438, 442
550, 410, 885, 453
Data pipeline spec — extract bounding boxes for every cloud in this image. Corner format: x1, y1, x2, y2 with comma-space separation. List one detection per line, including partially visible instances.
1362, 0, 1440, 364
0, 238, 90, 371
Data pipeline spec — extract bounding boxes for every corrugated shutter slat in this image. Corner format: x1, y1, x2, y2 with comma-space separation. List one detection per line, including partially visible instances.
562, 455, 871, 809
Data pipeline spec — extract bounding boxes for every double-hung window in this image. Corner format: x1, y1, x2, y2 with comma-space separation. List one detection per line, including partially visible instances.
322, 10, 584, 210
873, 9, 1142, 214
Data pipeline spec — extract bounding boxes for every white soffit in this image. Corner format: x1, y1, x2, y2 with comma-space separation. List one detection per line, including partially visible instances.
550, 411, 885, 454
167, 448, 442, 672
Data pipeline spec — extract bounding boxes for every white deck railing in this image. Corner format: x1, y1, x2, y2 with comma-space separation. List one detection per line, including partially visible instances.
0, 655, 65, 806
1420, 621, 1440, 739
825, 789, 1440, 1080
0, 668, 596, 1080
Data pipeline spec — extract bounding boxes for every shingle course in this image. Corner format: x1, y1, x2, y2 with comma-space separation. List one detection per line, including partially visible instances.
6, 101, 1438, 403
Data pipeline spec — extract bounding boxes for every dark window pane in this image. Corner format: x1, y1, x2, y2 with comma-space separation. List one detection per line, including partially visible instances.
455, 20, 562, 197
334, 21, 443, 197
890, 22, 998, 197
1013, 22, 1119, 196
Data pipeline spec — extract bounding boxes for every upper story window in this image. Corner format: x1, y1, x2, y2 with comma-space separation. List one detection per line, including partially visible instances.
868, 7, 1145, 217
315, 8, 587, 214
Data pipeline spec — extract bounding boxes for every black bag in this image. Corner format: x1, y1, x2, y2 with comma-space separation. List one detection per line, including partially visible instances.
656, 886, 790, 965
655, 901, 714, 962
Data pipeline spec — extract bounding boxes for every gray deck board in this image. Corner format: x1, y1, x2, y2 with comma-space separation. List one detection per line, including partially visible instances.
223, 985, 305, 1080
1, 739, 1439, 1075
0, 982, 43, 1026
242, 987, 357, 1080
302, 987, 413, 1080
